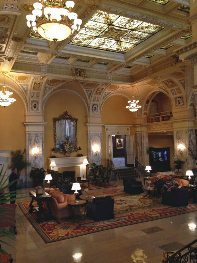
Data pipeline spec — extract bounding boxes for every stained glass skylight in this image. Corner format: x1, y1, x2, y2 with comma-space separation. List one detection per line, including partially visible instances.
71, 10, 162, 53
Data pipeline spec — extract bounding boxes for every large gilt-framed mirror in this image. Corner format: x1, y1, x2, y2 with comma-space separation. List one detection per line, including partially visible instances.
53, 111, 77, 149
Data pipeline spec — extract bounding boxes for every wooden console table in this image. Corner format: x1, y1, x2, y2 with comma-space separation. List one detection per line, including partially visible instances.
29, 191, 51, 222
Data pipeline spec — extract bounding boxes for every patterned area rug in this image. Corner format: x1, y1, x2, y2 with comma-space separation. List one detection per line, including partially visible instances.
19, 194, 197, 243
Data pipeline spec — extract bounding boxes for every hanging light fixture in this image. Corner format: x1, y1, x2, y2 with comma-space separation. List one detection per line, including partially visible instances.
26, 1, 82, 42
126, 98, 142, 112
0, 79, 16, 107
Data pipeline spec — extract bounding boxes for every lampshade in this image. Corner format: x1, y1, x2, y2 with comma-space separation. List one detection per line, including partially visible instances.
44, 174, 52, 183
83, 158, 89, 165
50, 160, 56, 168
71, 182, 81, 194
186, 170, 194, 179
145, 165, 152, 172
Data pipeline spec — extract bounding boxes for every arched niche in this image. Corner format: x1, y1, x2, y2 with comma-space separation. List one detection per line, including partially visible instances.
43, 89, 88, 167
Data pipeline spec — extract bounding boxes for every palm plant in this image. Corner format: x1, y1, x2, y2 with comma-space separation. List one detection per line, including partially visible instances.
0, 165, 16, 255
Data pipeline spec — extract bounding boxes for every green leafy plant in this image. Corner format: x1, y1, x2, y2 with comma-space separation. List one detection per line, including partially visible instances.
52, 137, 81, 156
88, 163, 111, 186
30, 168, 46, 187
0, 166, 16, 256
10, 150, 29, 177
174, 159, 185, 170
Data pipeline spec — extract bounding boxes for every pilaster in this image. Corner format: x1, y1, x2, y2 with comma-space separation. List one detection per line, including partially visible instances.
135, 125, 149, 166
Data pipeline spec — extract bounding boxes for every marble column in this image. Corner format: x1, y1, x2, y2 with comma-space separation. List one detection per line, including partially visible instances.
135, 126, 149, 166
24, 114, 45, 185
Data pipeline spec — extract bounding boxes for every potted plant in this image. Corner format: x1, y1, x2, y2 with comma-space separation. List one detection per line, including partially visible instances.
88, 163, 111, 186
10, 150, 29, 178
174, 159, 185, 171
29, 168, 46, 187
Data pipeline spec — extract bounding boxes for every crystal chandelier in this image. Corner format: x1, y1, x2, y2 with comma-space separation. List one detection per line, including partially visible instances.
26, 1, 82, 42
0, 87, 16, 107
126, 98, 142, 112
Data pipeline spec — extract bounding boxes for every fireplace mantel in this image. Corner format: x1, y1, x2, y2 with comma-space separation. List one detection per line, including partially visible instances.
49, 156, 87, 179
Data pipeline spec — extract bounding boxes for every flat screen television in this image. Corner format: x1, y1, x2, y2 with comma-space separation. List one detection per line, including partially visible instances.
149, 147, 170, 172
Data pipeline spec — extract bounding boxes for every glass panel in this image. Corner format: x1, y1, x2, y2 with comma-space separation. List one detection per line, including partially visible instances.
70, 10, 162, 53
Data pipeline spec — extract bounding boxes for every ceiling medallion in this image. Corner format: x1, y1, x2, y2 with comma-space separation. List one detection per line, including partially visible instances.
26, 1, 82, 42
126, 98, 142, 112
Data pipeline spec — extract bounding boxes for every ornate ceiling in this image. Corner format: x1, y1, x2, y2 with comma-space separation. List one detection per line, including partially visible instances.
0, 0, 193, 98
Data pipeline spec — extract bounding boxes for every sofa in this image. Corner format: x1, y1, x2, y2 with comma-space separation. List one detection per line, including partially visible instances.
123, 177, 143, 194
45, 188, 76, 222
86, 196, 114, 221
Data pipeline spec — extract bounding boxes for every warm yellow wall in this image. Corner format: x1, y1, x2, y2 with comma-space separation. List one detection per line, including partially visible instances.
44, 90, 88, 168
0, 92, 25, 150
101, 95, 135, 124
148, 134, 174, 169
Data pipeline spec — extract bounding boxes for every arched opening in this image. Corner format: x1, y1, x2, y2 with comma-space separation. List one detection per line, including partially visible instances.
147, 92, 173, 123
145, 92, 174, 171
101, 95, 135, 167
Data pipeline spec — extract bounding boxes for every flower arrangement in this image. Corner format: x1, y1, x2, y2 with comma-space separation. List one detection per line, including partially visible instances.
53, 137, 81, 156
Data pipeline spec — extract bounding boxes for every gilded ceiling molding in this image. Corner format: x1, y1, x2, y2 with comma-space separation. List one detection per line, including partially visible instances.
42, 85, 88, 114
100, 0, 189, 29
177, 41, 197, 61
28, 76, 47, 113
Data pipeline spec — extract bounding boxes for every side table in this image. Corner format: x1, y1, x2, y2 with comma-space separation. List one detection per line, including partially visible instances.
68, 200, 87, 219
29, 190, 51, 222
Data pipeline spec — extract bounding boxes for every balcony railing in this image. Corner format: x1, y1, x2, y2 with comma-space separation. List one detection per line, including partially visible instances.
163, 239, 197, 263
147, 111, 173, 123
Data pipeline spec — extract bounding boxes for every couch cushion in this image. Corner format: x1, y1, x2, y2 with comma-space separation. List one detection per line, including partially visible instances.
51, 191, 65, 203
66, 194, 76, 204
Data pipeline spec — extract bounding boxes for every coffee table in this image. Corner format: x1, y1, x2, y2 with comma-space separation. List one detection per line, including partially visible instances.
29, 190, 51, 222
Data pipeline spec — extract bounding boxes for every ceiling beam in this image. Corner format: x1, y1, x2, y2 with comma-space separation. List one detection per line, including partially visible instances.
100, 0, 189, 30
12, 61, 132, 84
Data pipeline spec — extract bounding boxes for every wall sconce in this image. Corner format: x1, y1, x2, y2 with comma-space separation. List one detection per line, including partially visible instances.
92, 143, 100, 155
177, 143, 186, 153
31, 146, 40, 156
50, 160, 56, 170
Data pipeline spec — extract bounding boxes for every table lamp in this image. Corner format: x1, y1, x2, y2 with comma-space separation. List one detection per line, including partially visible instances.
145, 165, 152, 173
44, 173, 52, 183
71, 182, 81, 194
186, 170, 194, 180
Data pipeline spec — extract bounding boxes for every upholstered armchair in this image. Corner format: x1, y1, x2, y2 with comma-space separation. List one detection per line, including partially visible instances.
162, 187, 189, 207
45, 188, 75, 222
123, 177, 143, 194
86, 196, 114, 221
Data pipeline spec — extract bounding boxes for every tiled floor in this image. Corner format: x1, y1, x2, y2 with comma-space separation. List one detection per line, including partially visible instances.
3, 189, 197, 263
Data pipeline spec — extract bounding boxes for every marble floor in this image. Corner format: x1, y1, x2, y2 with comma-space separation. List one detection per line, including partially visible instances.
3, 190, 197, 263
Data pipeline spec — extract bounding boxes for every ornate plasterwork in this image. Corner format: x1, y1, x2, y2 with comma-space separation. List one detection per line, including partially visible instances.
88, 132, 102, 164
29, 76, 47, 112
27, 132, 44, 169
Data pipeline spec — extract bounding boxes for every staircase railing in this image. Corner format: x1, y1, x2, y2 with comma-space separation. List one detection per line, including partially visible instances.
163, 239, 197, 263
